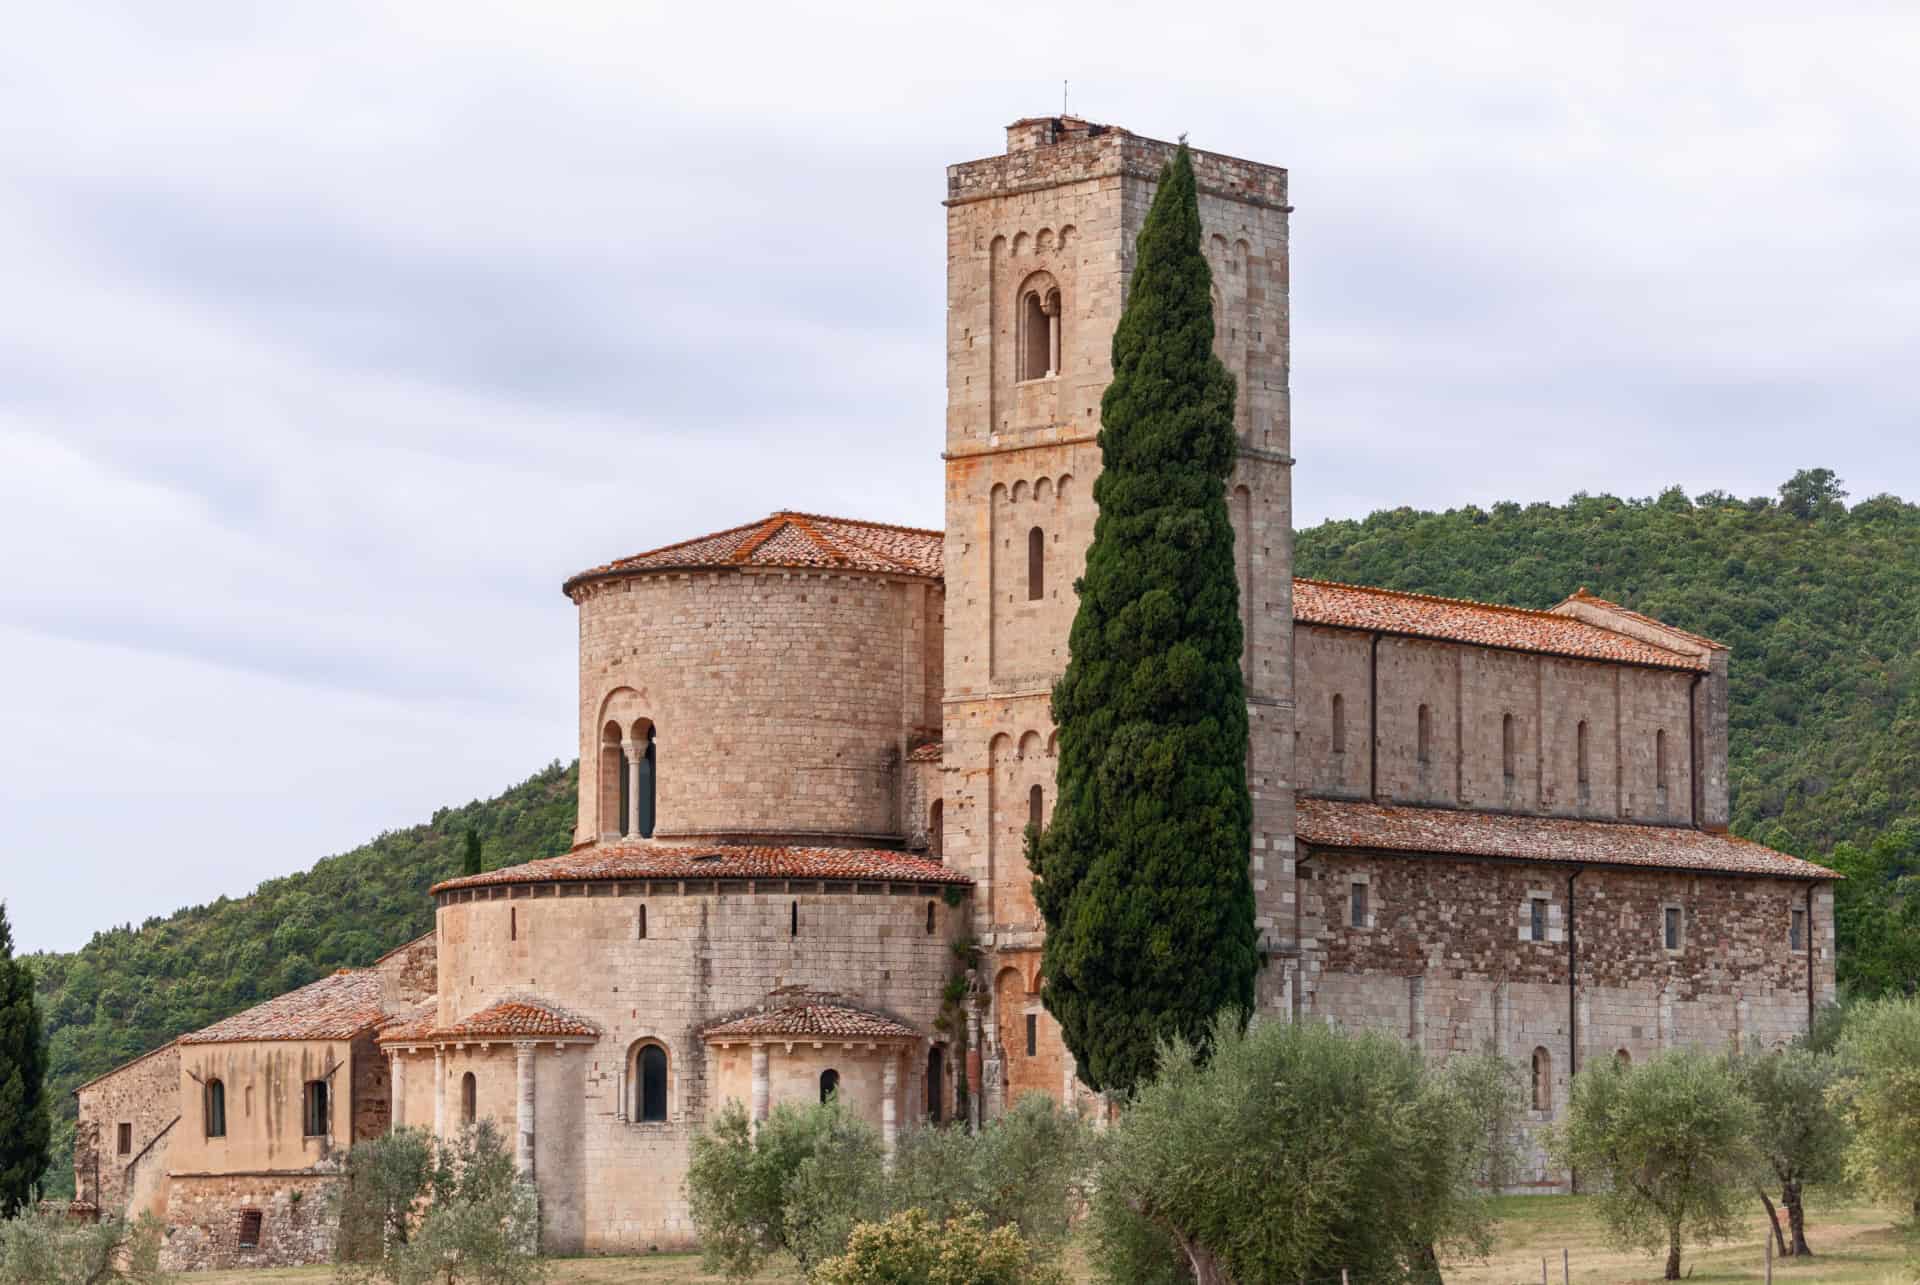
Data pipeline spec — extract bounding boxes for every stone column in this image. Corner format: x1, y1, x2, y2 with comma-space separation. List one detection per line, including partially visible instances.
622, 741, 641, 839
750, 1045, 770, 1132
965, 1008, 983, 1134
390, 1052, 407, 1132
433, 1048, 446, 1138
515, 1043, 536, 1178
881, 1052, 900, 1163
1044, 292, 1060, 376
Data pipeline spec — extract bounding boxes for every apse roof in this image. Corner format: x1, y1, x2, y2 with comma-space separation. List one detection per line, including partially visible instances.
565, 511, 943, 593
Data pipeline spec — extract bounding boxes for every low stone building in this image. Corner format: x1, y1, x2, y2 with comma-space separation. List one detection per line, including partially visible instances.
75, 115, 1835, 1265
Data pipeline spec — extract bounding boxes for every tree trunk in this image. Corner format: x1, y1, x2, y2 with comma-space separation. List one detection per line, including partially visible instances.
1414, 1240, 1446, 1283
1758, 1189, 1787, 1258
1785, 1179, 1812, 1257
1665, 1230, 1682, 1281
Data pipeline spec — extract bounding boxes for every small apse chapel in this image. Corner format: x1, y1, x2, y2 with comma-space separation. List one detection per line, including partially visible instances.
73, 117, 1836, 1269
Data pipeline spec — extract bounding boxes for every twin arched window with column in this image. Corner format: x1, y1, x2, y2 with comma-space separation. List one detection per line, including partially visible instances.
601, 720, 657, 840
1018, 281, 1062, 381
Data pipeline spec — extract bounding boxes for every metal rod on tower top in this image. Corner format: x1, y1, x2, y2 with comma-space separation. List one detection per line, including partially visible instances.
1063, 80, 1068, 115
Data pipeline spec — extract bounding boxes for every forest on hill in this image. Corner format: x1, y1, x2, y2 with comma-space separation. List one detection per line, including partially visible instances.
24, 469, 1920, 1196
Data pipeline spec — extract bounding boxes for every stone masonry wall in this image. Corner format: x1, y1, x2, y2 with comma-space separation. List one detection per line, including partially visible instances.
73, 1041, 180, 1218
1296, 626, 1700, 825
572, 570, 942, 847
429, 881, 967, 1252
1298, 848, 1836, 1187
159, 1172, 339, 1273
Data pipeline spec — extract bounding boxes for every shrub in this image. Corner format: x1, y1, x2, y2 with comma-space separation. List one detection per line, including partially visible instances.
1088, 1015, 1493, 1285
1553, 1048, 1759, 1281
0, 1204, 167, 1285
888, 1094, 1091, 1256
1835, 995, 1920, 1212
809, 1209, 1065, 1285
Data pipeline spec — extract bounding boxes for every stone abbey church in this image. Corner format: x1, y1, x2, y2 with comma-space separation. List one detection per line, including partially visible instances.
76, 118, 1836, 1269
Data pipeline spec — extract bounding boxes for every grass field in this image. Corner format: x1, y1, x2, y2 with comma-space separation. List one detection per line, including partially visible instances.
192, 1195, 1915, 1284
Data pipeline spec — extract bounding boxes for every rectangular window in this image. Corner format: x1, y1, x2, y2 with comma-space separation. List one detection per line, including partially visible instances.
303, 1081, 330, 1138
117, 1123, 132, 1156
1530, 898, 1547, 943
1350, 881, 1369, 928
1025, 1013, 1038, 1058
1791, 907, 1806, 951
237, 1210, 263, 1250
1664, 906, 1683, 951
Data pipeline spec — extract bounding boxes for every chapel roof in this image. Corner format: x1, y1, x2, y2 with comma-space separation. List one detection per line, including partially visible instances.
180, 969, 388, 1045
1295, 797, 1835, 880
432, 840, 971, 895
379, 997, 598, 1045
1292, 578, 1712, 671
564, 511, 943, 594
703, 1002, 920, 1042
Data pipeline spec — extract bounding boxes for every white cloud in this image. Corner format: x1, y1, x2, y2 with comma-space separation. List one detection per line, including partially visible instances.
2, 0, 1916, 948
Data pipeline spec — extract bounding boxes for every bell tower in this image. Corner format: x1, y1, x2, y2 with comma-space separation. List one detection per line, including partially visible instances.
939, 118, 1298, 1111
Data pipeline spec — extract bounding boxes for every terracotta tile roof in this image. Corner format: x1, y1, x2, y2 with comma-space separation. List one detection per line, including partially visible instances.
1554, 588, 1728, 652
565, 512, 943, 592
181, 970, 387, 1044
433, 840, 971, 894
907, 741, 943, 763
1293, 579, 1710, 671
438, 998, 598, 1042
374, 1000, 438, 1044
1296, 798, 1835, 880
704, 1003, 920, 1042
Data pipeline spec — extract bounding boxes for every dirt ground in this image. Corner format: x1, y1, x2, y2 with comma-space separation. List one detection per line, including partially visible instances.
191, 1196, 1913, 1284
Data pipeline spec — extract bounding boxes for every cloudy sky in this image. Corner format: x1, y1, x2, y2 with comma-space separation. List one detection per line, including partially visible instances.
3, 2, 1916, 952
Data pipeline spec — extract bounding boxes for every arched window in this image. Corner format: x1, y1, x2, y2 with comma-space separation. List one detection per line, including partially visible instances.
638, 904, 647, 940
1018, 286, 1061, 380
926, 1046, 945, 1123
636, 725, 657, 839
205, 1079, 226, 1139
1577, 720, 1591, 787
790, 901, 798, 938
1027, 527, 1045, 601
1616, 1048, 1632, 1069
461, 1072, 476, 1125
600, 721, 625, 840
634, 1044, 669, 1123
1028, 784, 1043, 833
928, 799, 943, 860
819, 1069, 840, 1103
925, 901, 936, 935
1502, 713, 1517, 782
1416, 705, 1433, 764
1532, 1047, 1552, 1111
1331, 693, 1346, 754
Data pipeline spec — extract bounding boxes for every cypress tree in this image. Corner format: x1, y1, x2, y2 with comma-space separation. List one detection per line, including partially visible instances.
462, 829, 484, 877
1031, 143, 1256, 1096
0, 901, 51, 1213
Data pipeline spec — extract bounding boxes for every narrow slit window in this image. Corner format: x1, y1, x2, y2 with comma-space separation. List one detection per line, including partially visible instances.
1577, 720, 1591, 787
1664, 906, 1683, 951
929, 799, 944, 860
1025, 1013, 1038, 1057
1028, 784, 1043, 832
925, 901, 936, 935
461, 1072, 476, 1125
1656, 729, 1669, 797
638, 904, 647, 940
1503, 714, 1517, 782
509, 906, 517, 941
1532, 1047, 1552, 1111
1530, 897, 1547, 943
1027, 527, 1045, 601
1350, 881, 1369, 928
1791, 906, 1806, 951
790, 901, 798, 938
205, 1079, 226, 1139
1416, 705, 1432, 764
1331, 693, 1346, 754
117, 1123, 132, 1156
927, 1047, 944, 1123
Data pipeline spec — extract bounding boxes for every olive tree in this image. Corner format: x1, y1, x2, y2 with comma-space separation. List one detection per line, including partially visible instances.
1553, 1049, 1759, 1281
1835, 995, 1920, 1215
1732, 1046, 1850, 1257
1088, 1015, 1494, 1285
0, 1205, 167, 1285
809, 1210, 1066, 1285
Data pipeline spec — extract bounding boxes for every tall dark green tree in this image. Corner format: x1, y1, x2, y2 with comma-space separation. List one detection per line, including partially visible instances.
1031, 143, 1256, 1096
0, 901, 52, 1213
462, 829, 484, 877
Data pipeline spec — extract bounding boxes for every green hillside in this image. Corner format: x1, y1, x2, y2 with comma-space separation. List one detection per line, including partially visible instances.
1294, 470, 1920, 859
26, 762, 577, 1198
25, 469, 1920, 1197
